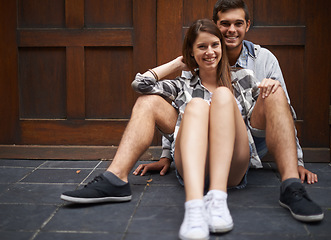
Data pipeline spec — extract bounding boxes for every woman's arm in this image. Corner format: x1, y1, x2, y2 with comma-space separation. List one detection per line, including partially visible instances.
142, 56, 187, 80
132, 57, 188, 100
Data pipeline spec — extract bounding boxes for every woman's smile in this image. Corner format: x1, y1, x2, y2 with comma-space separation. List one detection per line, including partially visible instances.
204, 56, 217, 63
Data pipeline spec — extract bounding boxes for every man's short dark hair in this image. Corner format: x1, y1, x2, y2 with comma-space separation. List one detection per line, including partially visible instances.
212, 0, 250, 23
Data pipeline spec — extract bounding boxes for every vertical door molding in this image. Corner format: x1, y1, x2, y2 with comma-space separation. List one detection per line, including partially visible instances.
303, 0, 330, 147
0, 0, 19, 143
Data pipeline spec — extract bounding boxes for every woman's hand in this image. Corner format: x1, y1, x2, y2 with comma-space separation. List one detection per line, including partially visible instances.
258, 78, 281, 99
144, 56, 188, 80
174, 56, 189, 71
298, 166, 318, 184
133, 157, 172, 176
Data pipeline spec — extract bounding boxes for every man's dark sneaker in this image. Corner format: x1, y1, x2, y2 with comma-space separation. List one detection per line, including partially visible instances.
279, 182, 324, 222
61, 174, 132, 204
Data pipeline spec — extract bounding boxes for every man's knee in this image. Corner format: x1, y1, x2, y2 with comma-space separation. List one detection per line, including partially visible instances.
134, 94, 164, 106
133, 95, 177, 133
133, 95, 168, 112
264, 87, 288, 106
251, 88, 288, 125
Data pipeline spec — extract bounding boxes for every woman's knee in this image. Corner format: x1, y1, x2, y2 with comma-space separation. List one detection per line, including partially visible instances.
212, 87, 235, 106
185, 98, 209, 116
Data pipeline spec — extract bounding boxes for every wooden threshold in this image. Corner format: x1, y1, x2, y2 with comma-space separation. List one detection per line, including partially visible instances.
0, 145, 329, 162
0, 145, 162, 161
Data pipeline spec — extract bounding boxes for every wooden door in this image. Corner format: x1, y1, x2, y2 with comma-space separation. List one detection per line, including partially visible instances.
0, 0, 329, 161
0, 0, 160, 159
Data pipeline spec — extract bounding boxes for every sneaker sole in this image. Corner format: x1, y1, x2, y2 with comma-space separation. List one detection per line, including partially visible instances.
279, 200, 324, 222
209, 223, 233, 233
178, 233, 209, 240
60, 194, 132, 204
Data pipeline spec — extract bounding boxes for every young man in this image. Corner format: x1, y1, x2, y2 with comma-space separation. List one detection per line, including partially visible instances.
61, 0, 323, 224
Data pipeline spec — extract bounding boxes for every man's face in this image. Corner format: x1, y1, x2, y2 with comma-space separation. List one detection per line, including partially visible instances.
215, 8, 250, 51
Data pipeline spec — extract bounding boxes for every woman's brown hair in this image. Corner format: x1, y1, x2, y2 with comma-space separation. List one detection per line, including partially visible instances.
182, 18, 232, 90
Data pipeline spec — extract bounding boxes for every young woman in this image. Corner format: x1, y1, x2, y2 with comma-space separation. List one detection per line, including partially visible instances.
132, 19, 251, 240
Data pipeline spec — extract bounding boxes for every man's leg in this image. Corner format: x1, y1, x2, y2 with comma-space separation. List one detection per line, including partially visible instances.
250, 88, 299, 181
250, 88, 323, 222
108, 95, 178, 182
61, 95, 178, 203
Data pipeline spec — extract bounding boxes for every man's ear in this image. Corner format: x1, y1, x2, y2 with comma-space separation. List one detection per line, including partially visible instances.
246, 19, 251, 32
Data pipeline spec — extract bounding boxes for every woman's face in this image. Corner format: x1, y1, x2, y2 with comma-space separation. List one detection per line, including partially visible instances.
192, 32, 222, 72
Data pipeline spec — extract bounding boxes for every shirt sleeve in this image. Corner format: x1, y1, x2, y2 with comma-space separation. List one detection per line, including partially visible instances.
160, 135, 173, 160
131, 73, 181, 101
260, 49, 291, 103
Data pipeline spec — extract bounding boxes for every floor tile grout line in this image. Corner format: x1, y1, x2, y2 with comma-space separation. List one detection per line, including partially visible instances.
11, 182, 83, 185
303, 224, 313, 239
266, 162, 282, 183
29, 204, 63, 240
16, 160, 48, 183
34, 230, 109, 234
39, 167, 103, 170
121, 184, 148, 240
78, 160, 103, 186
0, 202, 61, 206
0, 166, 37, 169
28, 161, 102, 240
0, 160, 47, 168
0, 161, 49, 199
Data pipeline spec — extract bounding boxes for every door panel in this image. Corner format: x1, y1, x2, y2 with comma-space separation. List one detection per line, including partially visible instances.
85, 0, 133, 28
19, 48, 67, 119
85, 47, 133, 119
15, 0, 156, 146
253, 0, 305, 26
18, 0, 65, 28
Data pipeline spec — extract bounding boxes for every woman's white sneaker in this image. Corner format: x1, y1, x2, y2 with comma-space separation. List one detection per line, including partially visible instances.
204, 190, 233, 233
179, 199, 209, 240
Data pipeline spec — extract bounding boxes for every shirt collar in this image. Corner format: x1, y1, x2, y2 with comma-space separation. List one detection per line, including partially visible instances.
232, 43, 249, 69
189, 74, 200, 86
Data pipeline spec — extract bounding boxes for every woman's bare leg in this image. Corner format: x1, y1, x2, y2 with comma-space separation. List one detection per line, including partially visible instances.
208, 87, 250, 191
174, 98, 210, 201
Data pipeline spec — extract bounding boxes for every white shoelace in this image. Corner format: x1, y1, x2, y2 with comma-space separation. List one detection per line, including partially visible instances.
204, 191, 231, 220
186, 204, 206, 228
206, 196, 227, 216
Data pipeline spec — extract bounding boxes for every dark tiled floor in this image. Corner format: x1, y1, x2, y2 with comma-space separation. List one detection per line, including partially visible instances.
0, 159, 330, 240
